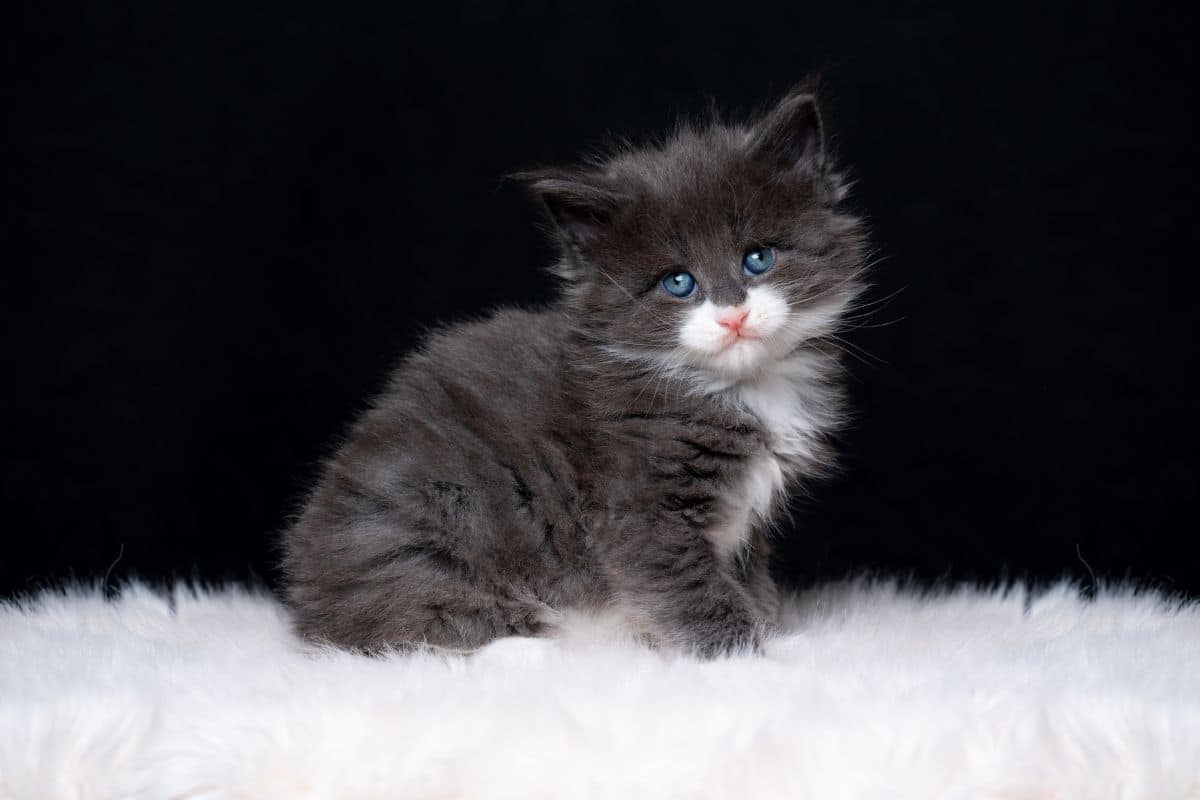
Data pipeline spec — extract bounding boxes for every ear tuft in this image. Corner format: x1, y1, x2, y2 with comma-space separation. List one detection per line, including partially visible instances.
511, 169, 626, 248
748, 81, 826, 175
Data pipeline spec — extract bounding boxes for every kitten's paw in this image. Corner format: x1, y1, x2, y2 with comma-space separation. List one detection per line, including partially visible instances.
690, 620, 763, 659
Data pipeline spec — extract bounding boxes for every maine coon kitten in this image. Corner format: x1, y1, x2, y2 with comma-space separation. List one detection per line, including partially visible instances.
282, 82, 866, 657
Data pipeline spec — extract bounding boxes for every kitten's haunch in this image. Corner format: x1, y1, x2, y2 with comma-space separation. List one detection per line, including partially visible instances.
281, 82, 867, 657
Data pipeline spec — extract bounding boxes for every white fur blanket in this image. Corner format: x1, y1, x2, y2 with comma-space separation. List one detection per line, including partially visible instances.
1, 580, 1197, 799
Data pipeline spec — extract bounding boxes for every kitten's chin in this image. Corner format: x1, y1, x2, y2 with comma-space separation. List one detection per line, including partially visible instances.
694, 338, 783, 383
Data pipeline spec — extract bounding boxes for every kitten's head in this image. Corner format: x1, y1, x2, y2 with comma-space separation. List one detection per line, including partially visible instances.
518, 82, 866, 387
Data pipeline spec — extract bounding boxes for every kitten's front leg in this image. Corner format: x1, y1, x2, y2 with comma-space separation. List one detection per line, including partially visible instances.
737, 530, 781, 632
601, 520, 763, 657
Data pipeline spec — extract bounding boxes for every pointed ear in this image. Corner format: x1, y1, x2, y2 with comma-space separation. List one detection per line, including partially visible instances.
511, 169, 626, 248
748, 83, 826, 175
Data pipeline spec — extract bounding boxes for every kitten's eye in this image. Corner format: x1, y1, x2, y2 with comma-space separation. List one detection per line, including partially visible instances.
742, 246, 776, 276
662, 271, 697, 298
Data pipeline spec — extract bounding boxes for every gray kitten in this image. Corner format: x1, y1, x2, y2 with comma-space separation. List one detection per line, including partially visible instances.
282, 83, 866, 657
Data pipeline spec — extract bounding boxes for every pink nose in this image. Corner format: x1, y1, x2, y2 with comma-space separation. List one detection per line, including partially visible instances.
716, 307, 750, 334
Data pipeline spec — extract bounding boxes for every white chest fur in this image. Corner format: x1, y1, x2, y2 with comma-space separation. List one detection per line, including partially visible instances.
705, 354, 830, 559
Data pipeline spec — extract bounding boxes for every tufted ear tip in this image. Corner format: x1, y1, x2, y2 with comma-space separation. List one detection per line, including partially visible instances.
511, 169, 627, 248
748, 81, 826, 175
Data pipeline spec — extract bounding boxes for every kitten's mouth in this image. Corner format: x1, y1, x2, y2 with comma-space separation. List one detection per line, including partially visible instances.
720, 333, 762, 350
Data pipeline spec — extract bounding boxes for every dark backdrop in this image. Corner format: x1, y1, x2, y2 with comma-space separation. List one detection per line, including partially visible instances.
7, 1, 1197, 599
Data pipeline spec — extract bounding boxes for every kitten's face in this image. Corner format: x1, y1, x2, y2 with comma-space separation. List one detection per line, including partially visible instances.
523, 87, 865, 386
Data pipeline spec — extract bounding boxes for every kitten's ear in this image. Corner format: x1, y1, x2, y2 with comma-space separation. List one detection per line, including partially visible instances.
748, 82, 826, 175
512, 169, 626, 248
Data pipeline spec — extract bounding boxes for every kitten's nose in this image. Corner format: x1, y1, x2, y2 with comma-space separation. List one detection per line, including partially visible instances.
715, 307, 750, 335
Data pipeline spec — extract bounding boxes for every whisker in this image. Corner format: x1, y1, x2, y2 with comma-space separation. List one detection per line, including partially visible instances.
842, 285, 906, 318
838, 315, 907, 331
823, 333, 887, 366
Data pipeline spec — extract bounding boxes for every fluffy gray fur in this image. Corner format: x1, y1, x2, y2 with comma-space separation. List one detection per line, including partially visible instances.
282, 82, 867, 657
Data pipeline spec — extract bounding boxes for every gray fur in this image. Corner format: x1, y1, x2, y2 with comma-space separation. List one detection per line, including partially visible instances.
281, 83, 867, 657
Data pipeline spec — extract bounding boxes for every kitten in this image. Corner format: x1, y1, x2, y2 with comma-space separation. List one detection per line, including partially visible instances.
281, 82, 866, 657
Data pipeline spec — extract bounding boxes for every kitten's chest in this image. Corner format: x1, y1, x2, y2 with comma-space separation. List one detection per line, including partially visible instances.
737, 364, 826, 466
708, 360, 828, 557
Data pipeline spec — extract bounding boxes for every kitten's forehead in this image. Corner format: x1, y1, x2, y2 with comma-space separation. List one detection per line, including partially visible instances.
604, 125, 810, 244
608, 127, 757, 199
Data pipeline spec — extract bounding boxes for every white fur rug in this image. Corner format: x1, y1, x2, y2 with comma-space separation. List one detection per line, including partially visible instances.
1, 580, 1198, 799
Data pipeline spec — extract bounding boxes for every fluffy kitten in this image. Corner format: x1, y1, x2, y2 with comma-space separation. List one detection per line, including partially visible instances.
282, 82, 866, 657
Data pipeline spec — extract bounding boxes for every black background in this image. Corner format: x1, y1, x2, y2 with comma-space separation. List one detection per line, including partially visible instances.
7, 1, 1197, 600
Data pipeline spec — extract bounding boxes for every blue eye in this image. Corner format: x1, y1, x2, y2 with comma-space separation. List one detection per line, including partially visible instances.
742, 246, 776, 275
662, 271, 697, 298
